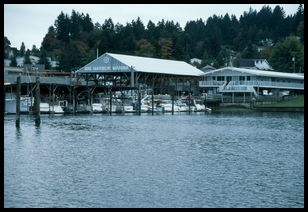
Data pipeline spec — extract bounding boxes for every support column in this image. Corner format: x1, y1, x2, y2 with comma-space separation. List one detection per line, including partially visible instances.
73, 86, 76, 114
51, 85, 56, 114
34, 77, 40, 126
188, 81, 191, 114
152, 80, 154, 116
172, 91, 174, 115
109, 87, 112, 116
130, 66, 135, 88
15, 75, 21, 128
88, 87, 92, 114
138, 87, 141, 116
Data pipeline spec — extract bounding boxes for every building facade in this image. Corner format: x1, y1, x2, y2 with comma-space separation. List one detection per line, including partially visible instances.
199, 67, 304, 103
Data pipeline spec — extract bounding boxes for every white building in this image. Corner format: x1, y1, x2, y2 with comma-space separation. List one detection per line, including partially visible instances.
190, 58, 202, 65
199, 67, 304, 103
16, 57, 24, 67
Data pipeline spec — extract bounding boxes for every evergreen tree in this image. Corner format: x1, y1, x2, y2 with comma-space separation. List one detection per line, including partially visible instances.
4, 36, 11, 58
24, 49, 31, 64
31, 45, 40, 57
82, 13, 94, 32
54, 11, 71, 42
39, 50, 51, 69
270, 36, 304, 72
158, 37, 173, 59
135, 39, 156, 57
19, 42, 26, 57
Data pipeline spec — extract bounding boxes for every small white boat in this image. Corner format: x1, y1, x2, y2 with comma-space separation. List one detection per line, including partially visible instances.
50, 105, 64, 114
124, 105, 134, 112
5, 97, 64, 114
92, 103, 103, 112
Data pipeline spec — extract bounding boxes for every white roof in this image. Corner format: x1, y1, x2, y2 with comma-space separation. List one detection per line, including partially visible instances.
204, 67, 304, 80
190, 58, 202, 64
254, 60, 273, 70
78, 52, 204, 76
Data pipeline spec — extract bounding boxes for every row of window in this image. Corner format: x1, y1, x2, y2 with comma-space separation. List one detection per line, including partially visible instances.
207, 76, 302, 84
211, 76, 251, 81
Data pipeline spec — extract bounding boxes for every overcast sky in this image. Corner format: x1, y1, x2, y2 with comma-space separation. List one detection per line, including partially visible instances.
4, 4, 301, 49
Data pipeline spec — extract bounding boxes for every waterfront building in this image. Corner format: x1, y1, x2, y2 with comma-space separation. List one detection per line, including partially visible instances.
199, 67, 304, 103
76, 52, 204, 95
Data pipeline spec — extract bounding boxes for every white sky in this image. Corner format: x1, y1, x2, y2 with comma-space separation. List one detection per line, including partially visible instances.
4, 4, 301, 49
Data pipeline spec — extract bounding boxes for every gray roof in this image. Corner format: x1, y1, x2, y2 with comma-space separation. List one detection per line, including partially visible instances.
77, 52, 204, 76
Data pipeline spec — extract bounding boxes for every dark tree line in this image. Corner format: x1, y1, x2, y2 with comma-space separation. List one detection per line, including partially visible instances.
5, 5, 304, 72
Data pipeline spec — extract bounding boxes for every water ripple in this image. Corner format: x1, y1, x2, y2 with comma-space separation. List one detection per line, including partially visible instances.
4, 112, 304, 208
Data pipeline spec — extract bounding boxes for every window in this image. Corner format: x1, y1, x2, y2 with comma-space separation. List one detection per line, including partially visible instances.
217, 76, 224, 81
240, 76, 245, 81
247, 76, 251, 81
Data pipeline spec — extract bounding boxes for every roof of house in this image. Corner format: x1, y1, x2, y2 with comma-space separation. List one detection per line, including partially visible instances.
232, 58, 273, 70
77, 52, 204, 76
190, 58, 202, 64
203, 67, 304, 80
201, 65, 216, 72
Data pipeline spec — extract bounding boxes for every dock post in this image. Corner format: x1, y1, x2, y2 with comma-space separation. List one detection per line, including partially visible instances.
73, 87, 77, 114
152, 89, 154, 115
172, 91, 174, 115
51, 84, 55, 114
34, 77, 40, 126
15, 75, 21, 128
188, 81, 191, 115
88, 88, 92, 114
109, 87, 112, 116
138, 87, 141, 116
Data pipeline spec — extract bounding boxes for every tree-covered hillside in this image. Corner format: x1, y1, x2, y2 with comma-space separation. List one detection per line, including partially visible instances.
4, 5, 304, 73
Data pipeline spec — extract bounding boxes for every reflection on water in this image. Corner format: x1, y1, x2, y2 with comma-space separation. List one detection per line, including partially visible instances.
4, 112, 304, 208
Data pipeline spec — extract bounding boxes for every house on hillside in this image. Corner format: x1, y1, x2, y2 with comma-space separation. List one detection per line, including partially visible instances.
190, 58, 202, 66
231, 58, 273, 70
200, 64, 216, 73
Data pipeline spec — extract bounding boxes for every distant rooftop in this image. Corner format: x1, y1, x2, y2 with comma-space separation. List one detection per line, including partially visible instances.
231, 58, 273, 71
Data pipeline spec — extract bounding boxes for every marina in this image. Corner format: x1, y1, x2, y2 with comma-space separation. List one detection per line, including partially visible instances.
4, 4, 304, 208
4, 53, 304, 118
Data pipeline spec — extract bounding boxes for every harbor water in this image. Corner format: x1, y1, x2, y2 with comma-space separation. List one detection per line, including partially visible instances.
4, 112, 304, 208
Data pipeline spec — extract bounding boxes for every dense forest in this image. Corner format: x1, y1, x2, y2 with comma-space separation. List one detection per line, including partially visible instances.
4, 5, 304, 73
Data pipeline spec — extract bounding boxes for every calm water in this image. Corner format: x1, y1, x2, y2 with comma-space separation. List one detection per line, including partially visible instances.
4, 112, 304, 208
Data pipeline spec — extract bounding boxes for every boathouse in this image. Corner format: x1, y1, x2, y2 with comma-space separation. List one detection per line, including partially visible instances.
76, 52, 204, 95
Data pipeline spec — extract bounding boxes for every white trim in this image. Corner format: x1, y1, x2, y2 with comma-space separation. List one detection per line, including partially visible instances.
203, 67, 304, 80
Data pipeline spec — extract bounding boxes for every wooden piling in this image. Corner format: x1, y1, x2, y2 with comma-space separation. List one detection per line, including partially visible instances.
188, 81, 191, 115
15, 75, 21, 128
138, 89, 141, 115
34, 77, 40, 126
109, 88, 112, 116
88, 88, 92, 114
152, 89, 154, 116
172, 92, 174, 115
73, 86, 77, 114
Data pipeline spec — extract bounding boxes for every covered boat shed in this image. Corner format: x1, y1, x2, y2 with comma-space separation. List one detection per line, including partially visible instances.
75, 52, 204, 94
